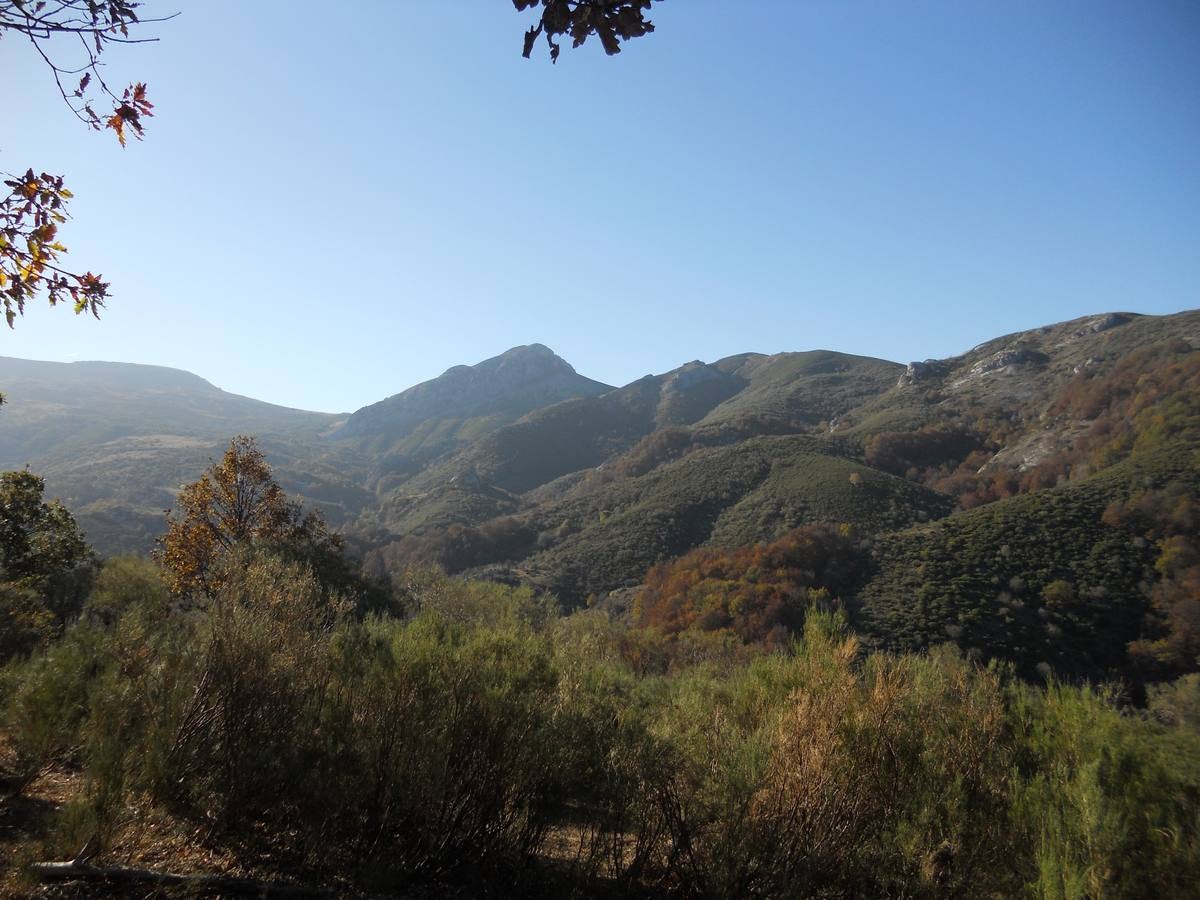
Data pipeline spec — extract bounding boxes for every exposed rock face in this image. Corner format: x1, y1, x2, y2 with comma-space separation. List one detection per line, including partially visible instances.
969, 346, 1049, 377
1076, 312, 1131, 337
654, 360, 747, 426
335, 344, 612, 441
662, 361, 727, 393
898, 359, 947, 386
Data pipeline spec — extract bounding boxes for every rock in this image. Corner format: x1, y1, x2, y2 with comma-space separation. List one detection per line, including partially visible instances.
662, 361, 725, 392
969, 346, 1048, 377
1077, 312, 1131, 337
449, 469, 482, 489
898, 359, 947, 386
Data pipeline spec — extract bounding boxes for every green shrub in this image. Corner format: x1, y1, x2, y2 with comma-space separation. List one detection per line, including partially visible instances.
645, 614, 1019, 896
5, 560, 1200, 896
1, 622, 109, 793
1008, 682, 1200, 898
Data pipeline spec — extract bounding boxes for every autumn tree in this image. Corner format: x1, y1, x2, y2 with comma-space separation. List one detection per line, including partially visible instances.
156, 436, 342, 597
1108, 484, 1200, 676
514, 0, 660, 62
636, 523, 863, 648
1, 1, 167, 330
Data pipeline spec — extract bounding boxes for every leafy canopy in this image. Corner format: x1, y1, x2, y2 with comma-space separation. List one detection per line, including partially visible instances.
514, 0, 660, 62
0, 469, 94, 659
156, 435, 341, 597
0, 469, 93, 590
0, 0, 166, 328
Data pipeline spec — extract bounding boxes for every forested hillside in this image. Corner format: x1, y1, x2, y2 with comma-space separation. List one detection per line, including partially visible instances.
3, 309, 1198, 686
3, 309, 1199, 896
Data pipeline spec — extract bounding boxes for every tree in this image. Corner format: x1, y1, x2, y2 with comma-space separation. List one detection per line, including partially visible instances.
1, 1, 168, 329
0, 469, 95, 658
514, 0, 660, 62
156, 436, 343, 597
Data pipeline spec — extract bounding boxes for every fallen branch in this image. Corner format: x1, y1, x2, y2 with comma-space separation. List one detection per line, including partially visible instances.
29, 860, 331, 897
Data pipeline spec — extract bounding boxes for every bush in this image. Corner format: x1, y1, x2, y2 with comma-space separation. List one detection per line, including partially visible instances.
320, 614, 567, 877
1, 622, 108, 793
648, 614, 1018, 896
1007, 682, 1200, 898
5, 560, 1200, 896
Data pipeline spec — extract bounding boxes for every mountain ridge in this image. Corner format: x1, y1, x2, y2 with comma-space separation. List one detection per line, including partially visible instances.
1, 309, 1196, 581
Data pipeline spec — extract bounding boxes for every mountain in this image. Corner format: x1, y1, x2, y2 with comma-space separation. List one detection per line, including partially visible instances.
368, 349, 903, 536
0, 357, 364, 556
334, 343, 612, 457
2, 310, 1197, 683
0, 345, 612, 556
352, 310, 1197, 682
0, 357, 337, 462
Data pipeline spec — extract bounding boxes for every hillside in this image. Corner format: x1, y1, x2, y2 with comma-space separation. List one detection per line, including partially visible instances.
849, 310, 1200, 440
855, 441, 1199, 680
367, 349, 906, 536
1, 309, 1196, 686
353, 309, 1198, 684
516, 437, 956, 604
0, 357, 369, 555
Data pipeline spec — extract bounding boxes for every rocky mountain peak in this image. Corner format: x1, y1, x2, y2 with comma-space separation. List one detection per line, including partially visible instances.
334, 345, 611, 442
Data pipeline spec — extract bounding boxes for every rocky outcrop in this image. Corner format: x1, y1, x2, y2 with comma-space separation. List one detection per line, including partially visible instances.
897, 359, 947, 386
1075, 312, 1132, 337
662, 361, 728, 393
969, 346, 1049, 377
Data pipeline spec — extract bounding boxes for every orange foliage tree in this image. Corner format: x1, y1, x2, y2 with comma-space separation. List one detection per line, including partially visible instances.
1105, 484, 1200, 675
156, 436, 341, 597
1, 1, 166, 330
635, 523, 863, 648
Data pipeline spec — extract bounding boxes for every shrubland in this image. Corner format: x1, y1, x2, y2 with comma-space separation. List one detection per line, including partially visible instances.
2, 555, 1198, 897
2, 400, 1198, 895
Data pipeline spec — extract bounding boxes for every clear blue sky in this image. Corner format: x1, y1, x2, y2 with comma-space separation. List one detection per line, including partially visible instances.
2, 1, 1197, 413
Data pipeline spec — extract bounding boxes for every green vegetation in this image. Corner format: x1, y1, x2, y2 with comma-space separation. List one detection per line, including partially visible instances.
696, 350, 902, 431
513, 437, 952, 606
856, 442, 1198, 680
3, 565, 1198, 896
0, 471, 94, 661
2, 390, 1199, 893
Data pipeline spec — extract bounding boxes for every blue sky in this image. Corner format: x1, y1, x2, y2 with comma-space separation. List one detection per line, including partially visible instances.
2, 1, 1197, 413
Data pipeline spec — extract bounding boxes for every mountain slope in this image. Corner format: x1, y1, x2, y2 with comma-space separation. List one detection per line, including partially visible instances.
365, 350, 907, 534
3, 307, 1196, 632
0, 357, 338, 464
854, 441, 1198, 680
333, 344, 613, 461
0, 357, 362, 555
